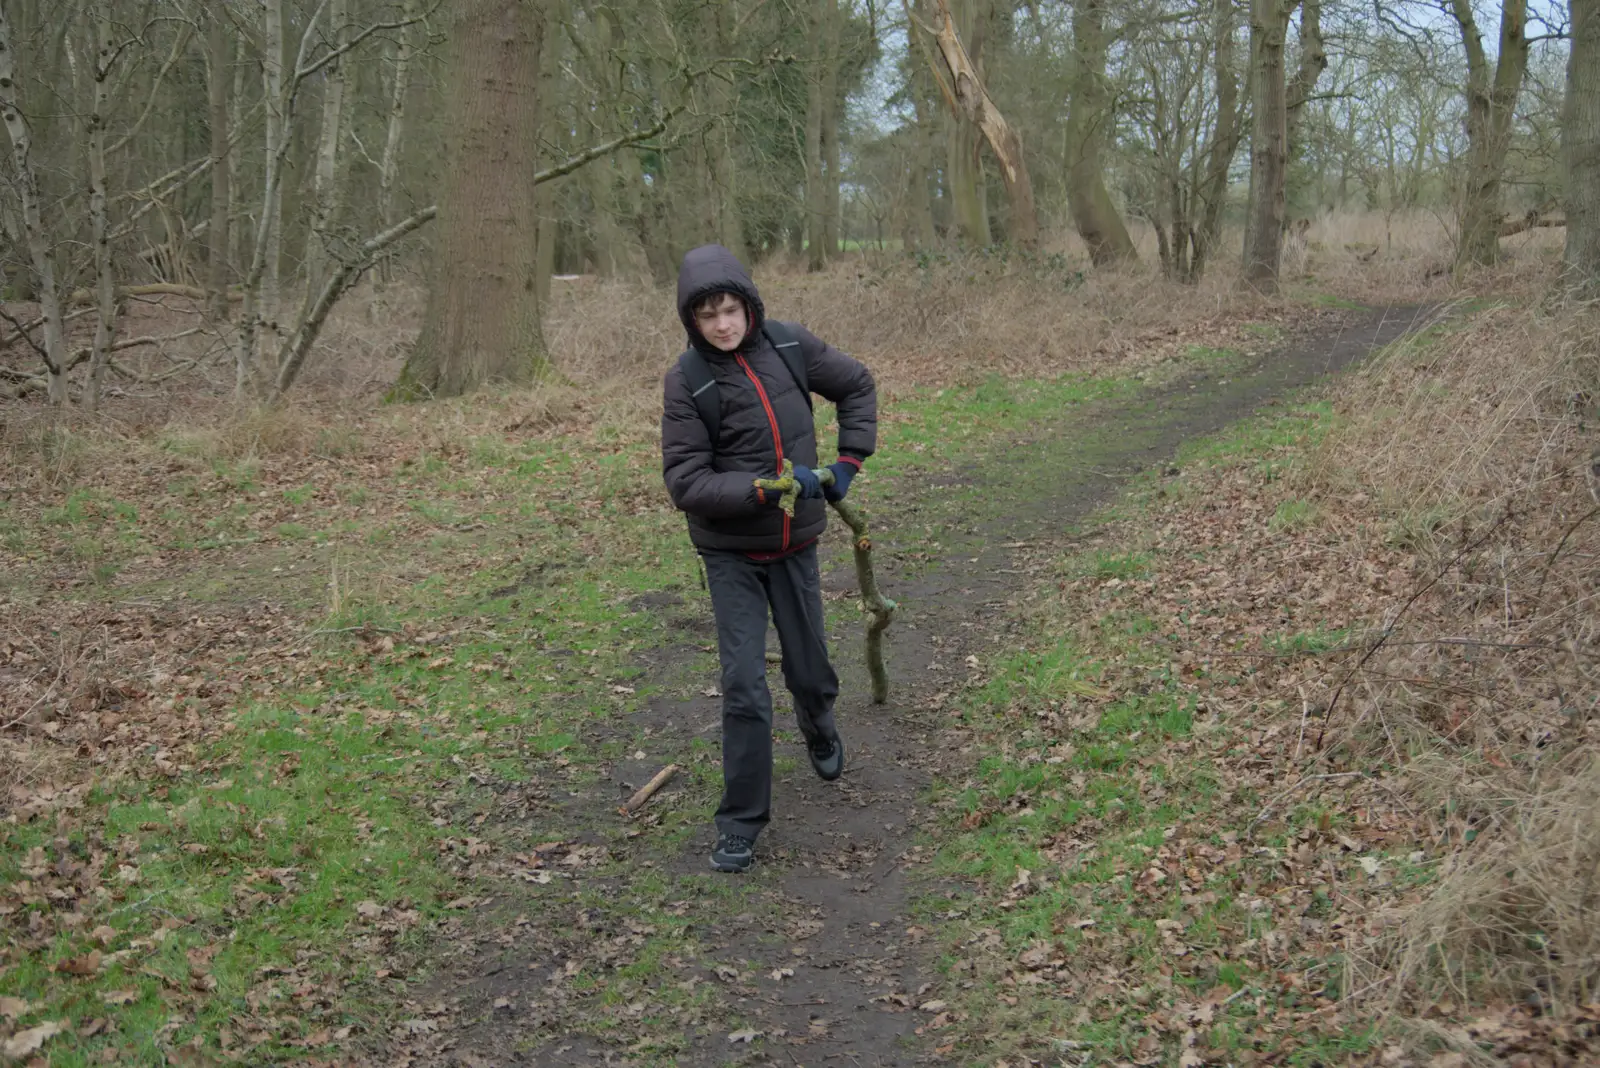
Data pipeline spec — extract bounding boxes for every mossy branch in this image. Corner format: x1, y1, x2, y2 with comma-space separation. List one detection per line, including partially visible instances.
755, 461, 898, 703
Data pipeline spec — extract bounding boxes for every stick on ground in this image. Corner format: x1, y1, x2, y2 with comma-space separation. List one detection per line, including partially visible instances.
621, 764, 678, 814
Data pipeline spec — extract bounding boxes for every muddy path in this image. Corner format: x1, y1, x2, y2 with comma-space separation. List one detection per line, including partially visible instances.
387, 305, 1434, 1068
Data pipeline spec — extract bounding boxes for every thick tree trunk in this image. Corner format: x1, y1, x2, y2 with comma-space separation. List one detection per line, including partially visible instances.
84, 2, 116, 411
929, 0, 1036, 246
1064, 0, 1136, 264
397, 0, 547, 398
805, 0, 827, 270
1192, 0, 1242, 282
906, 52, 940, 250
206, 7, 231, 321
1243, 0, 1294, 291
1452, 0, 1529, 271
1283, 0, 1325, 220
0, 6, 68, 404
822, 0, 842, 254
1565, 0, 1600, 294
935, 0, 991, 245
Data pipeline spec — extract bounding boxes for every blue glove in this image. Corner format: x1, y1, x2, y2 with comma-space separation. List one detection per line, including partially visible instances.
824, 460, 858, 502
790, 464, 825, 500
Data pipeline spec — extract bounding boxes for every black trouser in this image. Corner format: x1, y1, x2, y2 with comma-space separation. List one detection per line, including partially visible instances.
702, 544, 840, 841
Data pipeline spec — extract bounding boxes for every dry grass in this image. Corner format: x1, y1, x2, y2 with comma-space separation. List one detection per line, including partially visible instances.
1296, 270, 1600, 1038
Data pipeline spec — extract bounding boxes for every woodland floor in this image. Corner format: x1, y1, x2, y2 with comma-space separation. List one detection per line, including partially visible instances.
386, 305, 1434, 1068
2, 302, 1491, 1068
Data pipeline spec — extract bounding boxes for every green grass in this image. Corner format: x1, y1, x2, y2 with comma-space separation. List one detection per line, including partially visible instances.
913, 393, 1402, 1065
16, 370, 1152, 1062
1269, 497, 1319, 532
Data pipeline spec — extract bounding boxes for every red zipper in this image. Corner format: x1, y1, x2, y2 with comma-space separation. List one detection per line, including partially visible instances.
736, 353, 789, 550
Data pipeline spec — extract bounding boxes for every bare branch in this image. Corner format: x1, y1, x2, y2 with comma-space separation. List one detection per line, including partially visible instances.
0, 306, 49, 368
107, 23, 196, 155
532, 109, 682, 185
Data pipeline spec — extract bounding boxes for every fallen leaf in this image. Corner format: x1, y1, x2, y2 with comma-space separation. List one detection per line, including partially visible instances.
355, 900, 384, 920
55, 950, 101, 976
769, 967, 794, 981
0, 997, 31, 1021
397, 1019, 437, 1035
1359, 856, 1382, 875
919, 1000, 948, 1013
2, 1020, 67, 1058
727, 1028, 761, 1044
102, 989, 138, 1006
89, 926, 117, 945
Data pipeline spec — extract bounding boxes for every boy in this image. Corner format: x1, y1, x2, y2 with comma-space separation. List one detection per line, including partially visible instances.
661, 244, 878, 873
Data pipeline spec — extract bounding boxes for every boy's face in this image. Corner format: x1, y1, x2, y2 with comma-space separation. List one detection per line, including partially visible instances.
694, 292, 748, 352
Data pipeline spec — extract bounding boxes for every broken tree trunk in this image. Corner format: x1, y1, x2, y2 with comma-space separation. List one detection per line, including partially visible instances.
921, 0, 1039, 247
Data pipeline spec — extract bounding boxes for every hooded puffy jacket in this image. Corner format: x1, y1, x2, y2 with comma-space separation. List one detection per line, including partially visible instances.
662, 245, 877, 554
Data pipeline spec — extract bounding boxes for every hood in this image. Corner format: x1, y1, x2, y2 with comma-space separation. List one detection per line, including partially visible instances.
676, 244, 766, 352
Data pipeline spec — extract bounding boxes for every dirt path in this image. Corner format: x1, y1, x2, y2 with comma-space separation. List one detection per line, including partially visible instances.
389, 305, 1433, 1068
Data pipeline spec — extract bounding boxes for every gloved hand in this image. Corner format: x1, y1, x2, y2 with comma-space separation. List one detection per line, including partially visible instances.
790, 464, 825, 501
824, 460, 859, 503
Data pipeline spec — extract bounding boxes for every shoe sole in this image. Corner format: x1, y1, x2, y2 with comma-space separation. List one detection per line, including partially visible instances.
710, 857, 752, 873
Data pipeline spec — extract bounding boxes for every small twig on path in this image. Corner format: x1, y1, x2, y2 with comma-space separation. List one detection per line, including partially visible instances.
1293, 686, 1310, 762
621, 764, 678, 814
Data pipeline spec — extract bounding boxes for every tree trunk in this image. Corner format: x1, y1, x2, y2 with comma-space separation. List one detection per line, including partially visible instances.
397, 0, 547, 398
0, 5, 68, 404
84, 1, 116, 411
1452, 0, 1529, 270
1192, 0, 1242, 282
377, 0, 415, 230
206, 5, 231, 321
822, 0, 842, 254
906, 50, 940, 250
805, 0, 827, 270
1565, 0, 1600, 294
707, 1, 747, 261
1283, 0, 1325, 221
305, 0, 349, 304
1243, 0, 1294, 291
260, 0, 286, 340
934, 0, 991, 244
228, 31, 246, 273
1064, 0, 1136, 264
933, 0, 1037, 246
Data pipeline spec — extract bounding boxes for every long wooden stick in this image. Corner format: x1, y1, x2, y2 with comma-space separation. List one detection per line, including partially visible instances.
755, 462, 898, 703
621, 764, 678, 814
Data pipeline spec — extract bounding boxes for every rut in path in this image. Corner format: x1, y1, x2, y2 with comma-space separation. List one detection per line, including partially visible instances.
390, 305, 1433, 1068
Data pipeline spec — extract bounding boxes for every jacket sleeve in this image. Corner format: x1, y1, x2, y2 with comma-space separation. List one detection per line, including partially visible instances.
791, 323, 877, 462
662, 365, 769, 519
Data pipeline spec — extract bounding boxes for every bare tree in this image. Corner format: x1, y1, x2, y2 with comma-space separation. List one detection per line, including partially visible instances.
915, 0, 1039, 247
1565, 0, 1600, 293
1243, 0, 1298, 291
206, 3, 231, 321
1066, 0, 1137, 266
1450, 0, 1530, 270
83, 0, 117, 411
0, 5, 68, 404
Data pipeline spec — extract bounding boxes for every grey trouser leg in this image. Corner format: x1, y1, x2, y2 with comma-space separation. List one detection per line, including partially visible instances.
703, 545, 840, 841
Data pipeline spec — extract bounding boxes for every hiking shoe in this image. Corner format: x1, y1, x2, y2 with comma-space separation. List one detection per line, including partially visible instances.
808, 734, 845, 782
710, 833, 755, 873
